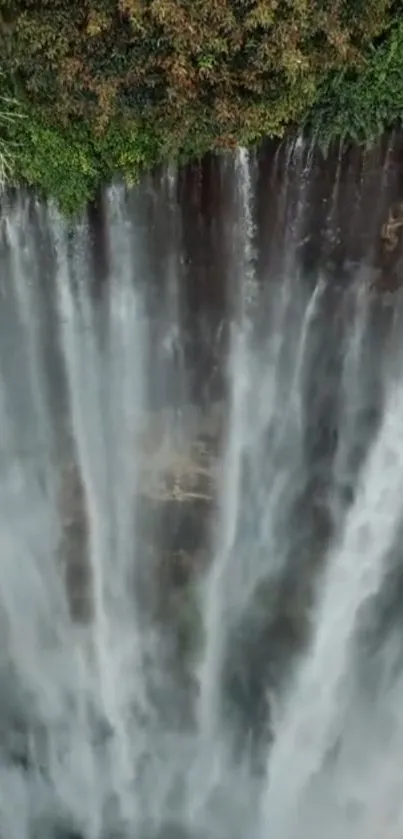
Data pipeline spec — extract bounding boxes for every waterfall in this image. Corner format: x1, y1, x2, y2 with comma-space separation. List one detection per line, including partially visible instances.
1, 135, 403, 839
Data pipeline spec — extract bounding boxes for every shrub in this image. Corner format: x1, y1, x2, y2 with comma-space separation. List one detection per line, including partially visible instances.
305, 18, 403, 152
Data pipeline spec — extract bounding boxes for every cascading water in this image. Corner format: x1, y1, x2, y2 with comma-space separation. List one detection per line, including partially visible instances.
1, 134, 403, 839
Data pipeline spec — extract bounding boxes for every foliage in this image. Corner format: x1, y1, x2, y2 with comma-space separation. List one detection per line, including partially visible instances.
305, 18, 403, 152
0, 0, 400, 212
1, 107, 160, 214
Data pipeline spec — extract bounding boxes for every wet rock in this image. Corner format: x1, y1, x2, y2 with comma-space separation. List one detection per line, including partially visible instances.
58, 461, 93, 624
145, 497, 212, 556
31, 819, 85, 839
57, 407, 219, 641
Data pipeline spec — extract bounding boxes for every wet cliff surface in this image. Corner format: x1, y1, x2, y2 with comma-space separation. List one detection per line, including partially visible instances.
1, 133, 403, 839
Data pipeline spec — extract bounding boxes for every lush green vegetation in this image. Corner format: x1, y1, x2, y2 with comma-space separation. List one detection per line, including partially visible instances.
0, 0, 401, 213
305, 16, 403, 152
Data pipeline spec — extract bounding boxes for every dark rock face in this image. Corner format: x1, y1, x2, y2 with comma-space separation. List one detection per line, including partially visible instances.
57, 399, 222, 612
59, 461, 93, 624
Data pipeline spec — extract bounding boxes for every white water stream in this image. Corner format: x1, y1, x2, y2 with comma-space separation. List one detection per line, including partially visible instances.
0, 141, 403, 839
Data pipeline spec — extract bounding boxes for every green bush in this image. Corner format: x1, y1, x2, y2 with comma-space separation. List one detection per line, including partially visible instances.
0, 103, 162, 214
305, 18, 403, 151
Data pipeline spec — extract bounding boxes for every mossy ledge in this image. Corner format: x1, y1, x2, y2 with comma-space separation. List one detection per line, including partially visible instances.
0, 0, 402, 215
